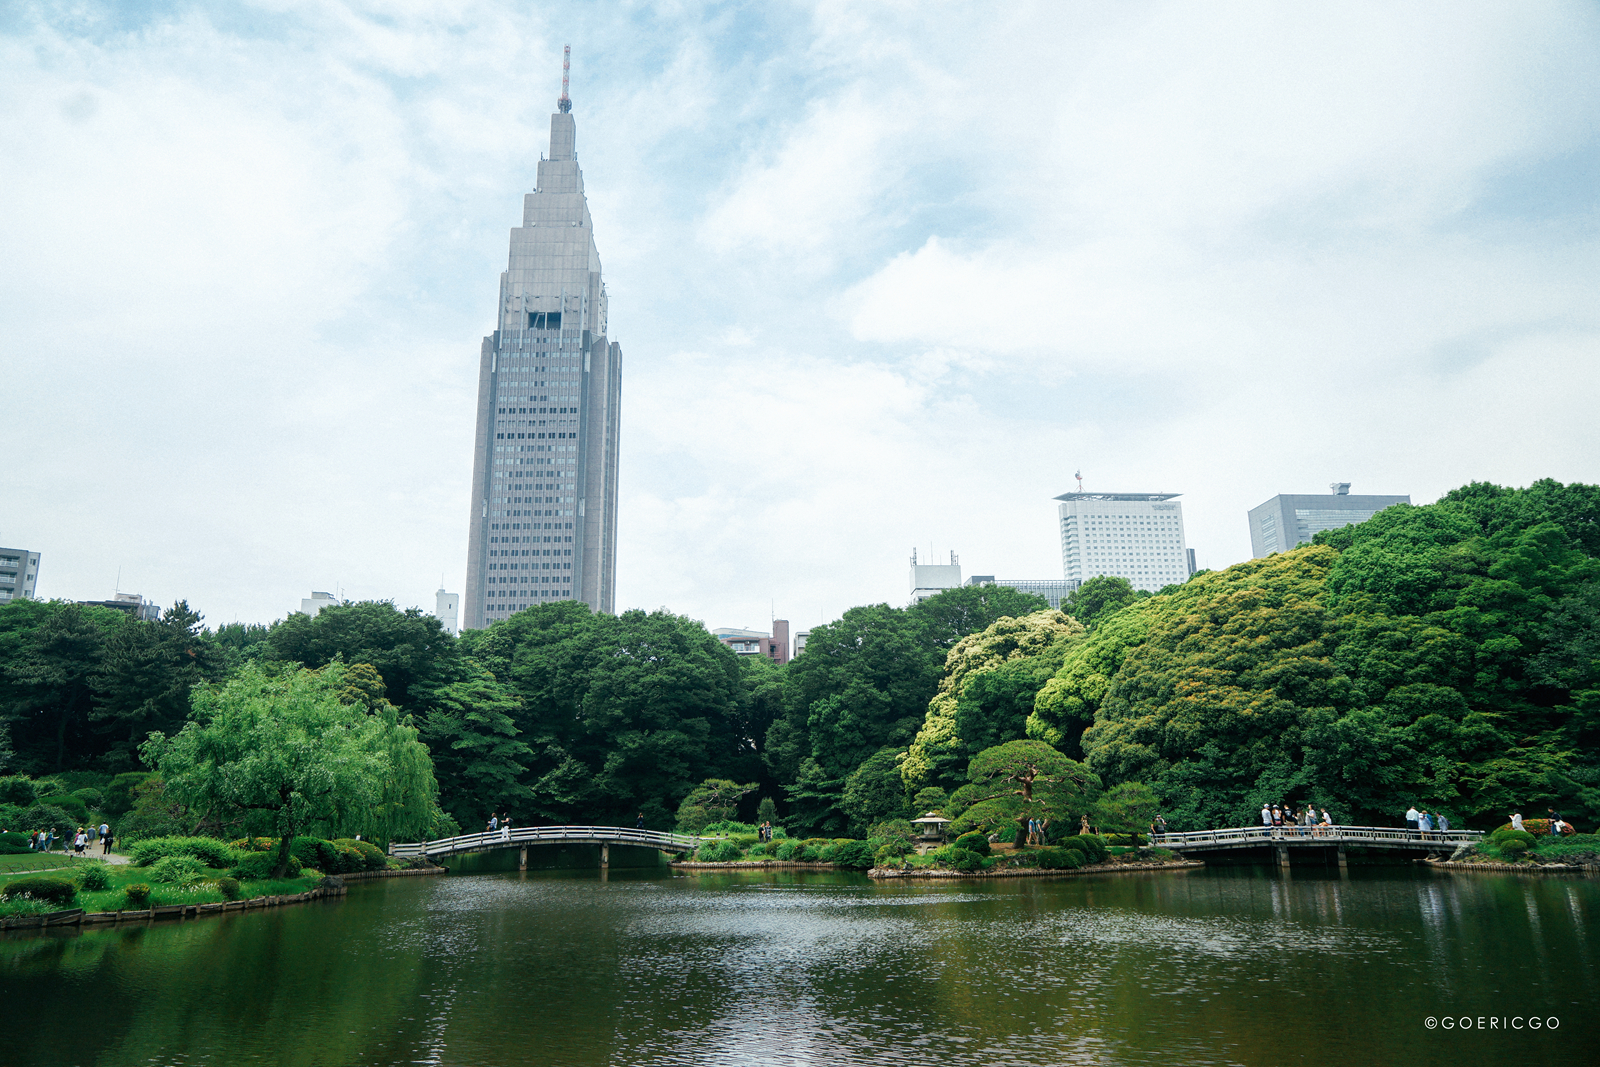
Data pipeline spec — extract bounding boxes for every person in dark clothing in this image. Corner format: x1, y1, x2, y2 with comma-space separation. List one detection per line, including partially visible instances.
636, 813, 645, 830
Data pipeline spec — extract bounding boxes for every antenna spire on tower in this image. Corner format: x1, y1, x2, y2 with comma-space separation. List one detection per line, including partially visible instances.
558, 45, 572, 112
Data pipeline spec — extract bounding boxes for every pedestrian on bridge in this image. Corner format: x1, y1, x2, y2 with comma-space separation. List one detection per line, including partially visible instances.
1260, 805, 1272, 833
488, 813, 499, 834
1405, 805, 1420, 836
501, 817, 513, 842
1436, 812, 1450, 833
636, 813, 645, 830
1419, 810, 1433, 839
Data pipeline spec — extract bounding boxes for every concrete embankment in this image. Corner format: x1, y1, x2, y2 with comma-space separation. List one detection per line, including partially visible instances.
868, 859, 1204, 879
1423, 857, 1599, 875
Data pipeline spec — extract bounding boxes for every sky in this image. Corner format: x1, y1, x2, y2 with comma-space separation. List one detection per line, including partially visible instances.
2, 0, 1598, 633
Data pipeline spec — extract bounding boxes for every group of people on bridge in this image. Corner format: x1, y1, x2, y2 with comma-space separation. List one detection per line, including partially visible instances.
1262, 804, 1339, 838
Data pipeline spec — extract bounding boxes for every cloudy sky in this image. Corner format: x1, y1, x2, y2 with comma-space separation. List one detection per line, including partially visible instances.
3, 0, 1597, 632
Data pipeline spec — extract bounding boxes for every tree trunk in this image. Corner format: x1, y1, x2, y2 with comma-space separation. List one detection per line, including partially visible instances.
271, 793, 296, 878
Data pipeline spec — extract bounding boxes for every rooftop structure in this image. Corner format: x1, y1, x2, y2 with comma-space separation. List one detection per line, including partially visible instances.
464, 49, 622, 628
81, 591, 160, 622
965, 576, 1081, 610
1247, 484, 1410, 557
910, 549, 962, 605
711, 620, 790, 664
300, 591, 339, 618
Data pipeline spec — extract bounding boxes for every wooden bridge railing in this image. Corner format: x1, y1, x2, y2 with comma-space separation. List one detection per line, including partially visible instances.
389, 824, 704, 859
1152, 825, 1484, 850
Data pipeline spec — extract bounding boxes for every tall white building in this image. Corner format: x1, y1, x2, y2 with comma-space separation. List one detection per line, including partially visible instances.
1057, 492, 1193, 593
435, 588, 460, 636
0, 547, 40, 602
463, 56, 622, 628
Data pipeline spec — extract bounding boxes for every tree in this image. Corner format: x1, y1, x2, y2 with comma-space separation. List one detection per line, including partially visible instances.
143, 661, 440, 876
0, 600, 120, 773
1062, 575, 1143, 629
909, 584, 1049, 650
903, 610, 1084, 793
420, 661, 532, 829
1092, 781, 1160, 835
675, 778, 758, 833
265, 600, 457, 710
840, 746, 909, 835
947, 740, 1100, 842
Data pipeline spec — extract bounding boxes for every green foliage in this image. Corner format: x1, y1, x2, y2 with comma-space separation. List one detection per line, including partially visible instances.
118, 777, 188, 841
147, 855, 207, 885
904, 610, 1085, 793
1489, 828, 1537, 858
840, 746, 909, 835
1063, 575, 1144, 629
773, 840, 797, 860
676, 779, 759, 834
144, 661, 439, 877
124, 883, 152, 907
911, 787, 949, 815
756, 796, 779, 825
262, 599, 457, 710
215, 876, 242, 900
0, 775, 38, 807
695, 839, 743, 863
908, 583, 1051, 650
418, 660, 532, 829
1091, 781, 1160, 834
334, 838, 389, 871
37, 793, 88, 824
1035, 847, 1083, 870
953, 831, 991, 856
1055, 834, 1109, 864
830, 840, 875, 869
700, 820, 758, 835
130, 836, 237, 869
230, 851, 302, 880
873, 843, 907, 867
948, 740, 1100, 843
2, 876, 77, 904
931, 845, 984, 871
78, 864, 111, 891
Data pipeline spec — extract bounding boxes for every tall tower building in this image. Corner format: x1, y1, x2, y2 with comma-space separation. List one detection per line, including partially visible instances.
1057, 491, 1192, 593
464, 55, 622, 629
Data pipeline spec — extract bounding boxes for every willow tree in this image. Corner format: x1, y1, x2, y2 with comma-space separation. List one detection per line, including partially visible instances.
143, 661, 440, 877
948, 740, 1100, 843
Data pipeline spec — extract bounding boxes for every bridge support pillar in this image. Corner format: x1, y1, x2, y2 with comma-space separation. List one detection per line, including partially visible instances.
1336, 845, 1347, 870
601, 844, 609, 868
519, 846, 527, 871
1277, 846, 1291, 870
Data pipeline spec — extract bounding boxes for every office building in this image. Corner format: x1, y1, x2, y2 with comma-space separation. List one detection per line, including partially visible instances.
965, 576, 1081, 610
910, 550, 962, 605
435, 588, 460, 637
712, 619, 790, 664
1057, 491, 1193, 594
81, 592, 160, 622
0, 547, 40, 602
300, 591, 339, 618
793, 630, 810, 657
464, 56, 623, 628
1248, 483, 1410, 557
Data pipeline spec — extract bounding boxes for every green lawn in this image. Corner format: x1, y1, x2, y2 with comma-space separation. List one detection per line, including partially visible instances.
0, 852, 104, 876
1, 859, 322, 915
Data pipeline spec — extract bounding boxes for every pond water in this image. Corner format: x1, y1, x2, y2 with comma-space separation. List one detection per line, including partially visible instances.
1, 865, 1595, 1066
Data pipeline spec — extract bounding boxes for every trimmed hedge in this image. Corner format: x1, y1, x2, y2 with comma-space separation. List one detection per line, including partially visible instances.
932, 845, 984, 871
1056, 834, 1109, 864
131, 836, 238, 869
1036, 848, 1084, 870
2, 876, 77, 905
148, 855, 207, 885
230, 851, 302, 880
79, 864, 111, 891
954, 832, 992, 857
830, 841, 875, 869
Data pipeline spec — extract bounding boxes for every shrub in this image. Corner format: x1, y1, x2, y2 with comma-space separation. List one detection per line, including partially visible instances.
230, 851, 302, 881
1036, 848, 1084, 870
774, 840, 797, 861
78, 864, 112, 891
215, 877, 242, 901
130, 836, 237, 869
1490, 829, 1537, 858
21, 803, 76, 839
700, 820, 758, 836
954, 832, 991, 857
0, 775, 39, 807
229, 837, 274, 853
333, 839, 389, 871
0, 831, 29, 850
696, 840, 742, 863
760, 840, 780, 856
72, 787, 105, 810
831, 841, 875, 869
1057, 834, 1108, 864
105, 772, 155, 817
1, 876, 78, 905
37, 793, 89, 824
731, 835, 759, 851
148, 855, 207, 886
932, 846, 984, 871
124, 884, 152, 908
873, 843, 908, 867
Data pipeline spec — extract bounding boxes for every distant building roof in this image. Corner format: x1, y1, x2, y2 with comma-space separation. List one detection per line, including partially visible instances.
1054, 492, 1182, 502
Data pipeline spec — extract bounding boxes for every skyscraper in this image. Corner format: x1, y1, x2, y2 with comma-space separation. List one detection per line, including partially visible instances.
1247, 483, 1409, 557
1057, 491, 1193, 593
463, 59, 622, 629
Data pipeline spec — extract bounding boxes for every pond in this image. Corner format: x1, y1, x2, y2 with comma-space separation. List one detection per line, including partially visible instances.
1, 864, 1595, 1066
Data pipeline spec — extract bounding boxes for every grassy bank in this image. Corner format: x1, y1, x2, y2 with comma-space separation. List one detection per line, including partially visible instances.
0, 859, 322, 917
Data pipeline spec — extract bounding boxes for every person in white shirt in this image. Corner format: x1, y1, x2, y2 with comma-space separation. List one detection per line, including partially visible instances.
1261, 805, 1272, 831
1405, 805, 1421, 836
1510, 812, 1524, 832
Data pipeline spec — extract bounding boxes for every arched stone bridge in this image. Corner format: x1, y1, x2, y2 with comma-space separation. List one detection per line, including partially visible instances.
390, 825, 703, 868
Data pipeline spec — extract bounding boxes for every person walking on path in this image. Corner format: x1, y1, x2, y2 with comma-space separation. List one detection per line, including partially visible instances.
101, 826, 114, 855
73, 828, 88, 855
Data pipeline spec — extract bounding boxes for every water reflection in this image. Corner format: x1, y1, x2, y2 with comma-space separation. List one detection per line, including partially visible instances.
0, 867, 1595, 1066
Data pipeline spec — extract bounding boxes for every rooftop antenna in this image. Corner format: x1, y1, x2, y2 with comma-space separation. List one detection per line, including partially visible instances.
558, 45, 571, 112
114, 566, 121, 596
1075, 469, 1084, 493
